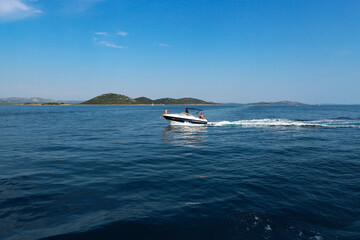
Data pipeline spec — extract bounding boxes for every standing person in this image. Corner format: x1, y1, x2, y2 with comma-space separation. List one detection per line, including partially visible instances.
159, 108, 167, 118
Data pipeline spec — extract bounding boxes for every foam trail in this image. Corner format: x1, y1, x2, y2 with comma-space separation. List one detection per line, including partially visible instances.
169, 122, 206, 126
208, 119, 360, 128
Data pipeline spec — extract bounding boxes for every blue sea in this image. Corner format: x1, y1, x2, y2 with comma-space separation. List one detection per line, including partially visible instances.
0, 105, 359, 240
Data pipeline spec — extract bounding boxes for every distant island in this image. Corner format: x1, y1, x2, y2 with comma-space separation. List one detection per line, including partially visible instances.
81, 93, 216, 105
245, 101, 307, 106
22, 102, 68, 106
0, 95, 308, 106
0, 97, 81, 104
0, 97, 55, 104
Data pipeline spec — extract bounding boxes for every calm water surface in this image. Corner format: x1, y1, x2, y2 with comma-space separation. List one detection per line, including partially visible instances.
0, 105, 359, 240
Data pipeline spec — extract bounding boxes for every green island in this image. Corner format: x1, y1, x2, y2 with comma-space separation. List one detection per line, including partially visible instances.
245, 101, 307, 106
0, 95, 308, 106
81, 93, 216, 105
41, 102, 68, 105
22, 102, 68, 105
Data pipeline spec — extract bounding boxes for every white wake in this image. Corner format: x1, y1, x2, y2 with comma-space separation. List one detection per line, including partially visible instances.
208, 119, 360, 128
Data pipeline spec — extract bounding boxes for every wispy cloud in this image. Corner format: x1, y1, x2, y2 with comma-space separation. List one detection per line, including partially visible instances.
159, 43, 172, 47
93, 32, 110, 36
92, 31, 129, 37
91, 30, 128, 49
0, 0, 42, 21
117, 31, 128, 36
65, 0, 105, 13
335, 50, 351, 55
98, 41, 125, 49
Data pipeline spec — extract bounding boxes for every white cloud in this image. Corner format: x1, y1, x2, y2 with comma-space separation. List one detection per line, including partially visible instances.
92, 30, 127, 49
159, 43, 171, 47
66, 0, 105, 13
117, 31, 128, 36
98, 40, 126, 49
336, 50, 351, 55
93, 32, 110, 36
0, 0, 42, 21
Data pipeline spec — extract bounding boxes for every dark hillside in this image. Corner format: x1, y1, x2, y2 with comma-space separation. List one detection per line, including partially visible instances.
82, 93, 135, 104
134, 97, 153, 104
82, 93, 216, 105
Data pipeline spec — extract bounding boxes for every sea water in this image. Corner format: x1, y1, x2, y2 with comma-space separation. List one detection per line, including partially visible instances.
0, 105, 359, 240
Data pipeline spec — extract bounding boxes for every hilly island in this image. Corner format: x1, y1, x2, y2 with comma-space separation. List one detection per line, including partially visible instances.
81, 93, 216, 105
0, 94, 307, 105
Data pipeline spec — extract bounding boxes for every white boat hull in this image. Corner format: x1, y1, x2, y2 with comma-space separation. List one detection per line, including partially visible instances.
163, 114, 208, 125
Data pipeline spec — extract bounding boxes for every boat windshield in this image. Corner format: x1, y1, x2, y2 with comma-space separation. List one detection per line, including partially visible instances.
184, 108, 202, 116
186, 108, 202, 111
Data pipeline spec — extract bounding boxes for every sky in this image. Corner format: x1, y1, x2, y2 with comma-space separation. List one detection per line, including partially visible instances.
0, 0, 359, 104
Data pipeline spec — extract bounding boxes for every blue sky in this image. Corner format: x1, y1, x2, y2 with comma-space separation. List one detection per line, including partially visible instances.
0, 0, 359, 103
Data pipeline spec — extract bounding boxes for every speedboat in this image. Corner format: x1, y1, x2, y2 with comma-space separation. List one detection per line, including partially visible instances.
163, 108, 208, 125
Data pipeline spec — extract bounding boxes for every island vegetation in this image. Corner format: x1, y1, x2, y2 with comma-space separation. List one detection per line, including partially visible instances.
81, 93, 216, 105
41, 102, 67, 105
0, 95, 309, 106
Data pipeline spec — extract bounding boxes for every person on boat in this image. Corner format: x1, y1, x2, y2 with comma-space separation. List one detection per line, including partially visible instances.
199, 113, 205, 119
184, 108, 189, 114
159, 108, 167, 119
